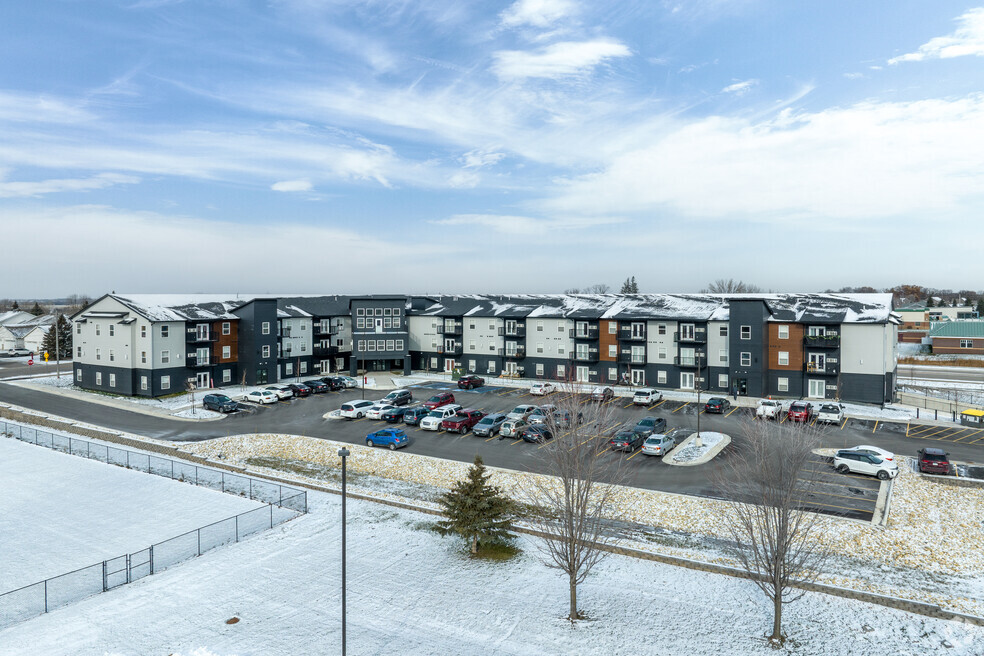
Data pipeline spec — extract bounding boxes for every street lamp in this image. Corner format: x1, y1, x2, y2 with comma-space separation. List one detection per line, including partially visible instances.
695, 352, 705, 448
338, 446, 350, 656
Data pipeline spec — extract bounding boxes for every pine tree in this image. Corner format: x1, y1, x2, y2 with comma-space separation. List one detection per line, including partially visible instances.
976, 298, 984, 318
437, 456, 516, 554
619, 277, 639, 294
29, 302, 44, 316
926, 296, 934, 308
40, 315, 73, 359
11, 300, 19, 310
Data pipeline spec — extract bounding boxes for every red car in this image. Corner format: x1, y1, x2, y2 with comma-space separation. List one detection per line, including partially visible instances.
442, 409, 486, 434
457, 375, 485, 390
422, 391, 456, 410
786, 402, 814, 422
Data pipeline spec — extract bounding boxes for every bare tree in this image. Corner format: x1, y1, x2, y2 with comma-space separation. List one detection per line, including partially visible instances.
716, 420, 829, 646
65, 294, 92, 314
702, 279, 762, 294
523, 379, 625, 620
583, 283, 611, 294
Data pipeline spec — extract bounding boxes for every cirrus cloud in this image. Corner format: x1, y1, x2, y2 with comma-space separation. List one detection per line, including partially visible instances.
491, 39, 631, 80
889, 7, 984, 64
271, 179, 313, 192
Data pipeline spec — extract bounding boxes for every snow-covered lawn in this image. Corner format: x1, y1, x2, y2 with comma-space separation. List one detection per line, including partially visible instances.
0, 437, 265, 592
0, 490, 981, 655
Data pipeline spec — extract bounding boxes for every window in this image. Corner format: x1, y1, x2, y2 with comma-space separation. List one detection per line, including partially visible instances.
468, 322, 475, 330
285, 362, 293, 375
367, 340, 376, 351
375, 308, 383, 316
740, 326, 751, 340
556, 364, 565, 378
222, 322, 230, 335
109, 325, 115, 337
609, 322, 617, 334
609, 345, 617, 357
778, 351, 789, 366
719, 325, 728, 337
95, 348, 101, 361
77, 323, 82, 335
261, 345, 270, 358
300, 343, 306, 353
657, 370, 667, 384
161, 375, 171, 390
488, 361, 497, 374
357, 317, 365, 329
95, 324, 101, 336
537, 321, 544, 332
384, 317, 392, 328
469, 340, 476, 351
468, 360, 476, 372
430, 357, 439, 369
140, 376, 147, 390
385, 308, 392, 316
658, 324, 666, 335
536, 363, 544, 376
109, 350, 115, 362
95, 372, 102, 385
109, 373, 116, 388
392, 317, 401, 329
161, 326, 169, 338
778, 325, 789, 339
223, 369, 232, 383
261, 322, 270, 335
777, 377, 789, 392
386, 340, 395, 351
141, 325, 146, 338
396, 340, 404, 351
357, 308, 365, 316
300, 362, 307, 373
740, 352, 751, 366
961, 339, 974, 348
393, 308, 401, 316
609, 367, 617, 381
76, 369, 82, 382
558, 345, 566, 355
76, 346, 82, 358
489, 321, 495, 330
558, 324, 564, 333
657, 346, 667, 359
719, 349, 728, 364
718, 374, 728, 388
537, 342, 544, 354
222, 346, 231, 359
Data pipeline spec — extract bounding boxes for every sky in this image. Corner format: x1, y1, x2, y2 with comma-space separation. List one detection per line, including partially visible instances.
2, 0, 983, 297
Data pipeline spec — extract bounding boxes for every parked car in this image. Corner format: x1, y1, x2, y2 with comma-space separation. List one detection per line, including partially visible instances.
420, 405, 463, 431
337, 376, 359, 388
499, 418, 529, 438
528, 404, 557, 425
551, 409, 583, 429
834, 447, 898, 480
634, 416, 667, 436
817, 403, 845, 424
402, 406, 431, 426
243, 389, 278, 404
590, 386, 614, 402
380, 406, 410, 423
366, 403, 396, 420
203, 393, 238, 413
339, 399, 375, 419
288, 383, 312, 398
786, 401, 814, 422
641, 433, 675, 456
319, 377, 345, 391
917, 447, 952, 475
609, 429, 647, 453
632, 389, 662, 406
265, 384, 294, 400
755, 399, 783, 420
840, 445, 895, 463
4, 348, 32, 357
530, 382, 556, 396
365, 427, 410, 450
442, 409, 486, 434
422, 392, 456, 410
381, 389, 413, 406
520, 424, 554, 443
506, 404, 538, 421
664, 427, 692, 445
457, 375, 485, 390
304, 379, 329, 393
703, 397, 731, 414
473, 413, 507, 437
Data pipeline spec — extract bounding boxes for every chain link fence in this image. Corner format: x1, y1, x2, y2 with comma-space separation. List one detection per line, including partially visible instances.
0, 422, 308, 630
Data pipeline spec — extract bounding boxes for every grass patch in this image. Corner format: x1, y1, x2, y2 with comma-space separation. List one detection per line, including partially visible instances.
898, 356, 984, 368
471, 542, 521, 562
245, 455, 371, 487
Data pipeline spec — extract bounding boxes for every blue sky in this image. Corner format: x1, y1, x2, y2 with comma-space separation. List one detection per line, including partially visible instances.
2, 0, 983, 296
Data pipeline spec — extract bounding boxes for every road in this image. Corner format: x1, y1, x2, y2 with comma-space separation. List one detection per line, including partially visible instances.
898, 363, 984, 384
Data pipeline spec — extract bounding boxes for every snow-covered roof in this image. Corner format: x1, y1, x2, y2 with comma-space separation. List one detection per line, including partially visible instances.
0, 310, 33, 326
106, 294, 267, 322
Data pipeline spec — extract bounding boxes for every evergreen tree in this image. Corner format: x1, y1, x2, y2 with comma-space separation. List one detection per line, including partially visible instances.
437, 456, 516, 554
926, 296, 934, 308
977, 298, 984, 318
11, 300, 19, 310
29, 302, 44, 316
619, 277, 639, 294
40, 315, 73, 359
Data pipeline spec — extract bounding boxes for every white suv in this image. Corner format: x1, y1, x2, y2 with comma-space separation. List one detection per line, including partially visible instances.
633, 389, 662, 405
530, 382, 556, 396
339, 399, 374, 419
420, 404, 463, 431
833, 446, 898, 480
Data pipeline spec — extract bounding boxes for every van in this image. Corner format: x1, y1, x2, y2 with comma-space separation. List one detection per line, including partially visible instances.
339, 399, 375, 419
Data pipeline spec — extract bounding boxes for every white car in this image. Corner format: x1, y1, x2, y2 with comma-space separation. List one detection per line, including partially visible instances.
366, 403, 396, 420
530, 382, 556, 396
506, 404, 538, 421
641, 433, 675, 456
419, 405, 463, 431
817, 403, 846, 424
265, 385, 294, 400
243, 389, 278, 404
834, 445, 898, 480
339, 399, 375, 419
755, 399, 783, 420
632, 389, 662, 405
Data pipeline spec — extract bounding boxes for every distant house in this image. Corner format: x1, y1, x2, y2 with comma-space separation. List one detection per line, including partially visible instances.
896, 304, 979, 344
0, 315, 53, 353
927, 320, 984, 355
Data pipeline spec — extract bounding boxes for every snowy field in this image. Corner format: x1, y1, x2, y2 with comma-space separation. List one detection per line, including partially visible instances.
0, 490, 981, 656
0, 437, 265, 592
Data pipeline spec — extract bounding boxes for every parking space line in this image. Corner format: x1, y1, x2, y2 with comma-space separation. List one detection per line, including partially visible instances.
626, 449, 646, 461
623, 401, 635, 409
953, 429, 984, 443
725, 406, 741, 418
905, 421, 909, 437
650, 399, 667, 409
937, 427, 972, 441
913, 426, 951, 440
795, 497, 873, 515
484, 434, 499, 442
907, 424, 939, 437
968, 434, 984, 445
598, 446, 612, 455
497, 389, 514, 396
840, 417, 848, 430
672, 402, 689, 413
510, 438, 524, 445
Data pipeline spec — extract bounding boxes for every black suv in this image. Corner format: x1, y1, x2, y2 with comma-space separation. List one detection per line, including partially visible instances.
319, 377, 344, 391
203, 394, 238, 413
304, 380, 329, 393
288, 383, 312, 397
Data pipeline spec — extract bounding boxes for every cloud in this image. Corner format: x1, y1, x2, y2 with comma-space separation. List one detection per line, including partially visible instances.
721, 79, 758, 95
889, 8, 984, 64
843, 72, 864, 79
432, 213, 623, 235
0, 173, 139, 198
0, 91, 94, 124
500, 0, 577, 28
460, 149, 506, 168
271, 179, 313, 192
491, 39, 631, 80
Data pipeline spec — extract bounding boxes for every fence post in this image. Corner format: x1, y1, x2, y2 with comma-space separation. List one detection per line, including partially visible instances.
250, 479, 253, 500
195, 466, 199, 487
87, 441, 90, 458
126, 450, 130, 469
127, 554, 131, 584
279, 486, 283, 507
270, 503, 273, 528
222, 472, 225, 493
68, 436, 72, 453
44, 579, 48, 613
935, 409, 938, 420
150, 545, 154, 575
171, 460, 174, 480
102, 561, 108, 592
235, 515, 239, 542
198, 529, 201, 557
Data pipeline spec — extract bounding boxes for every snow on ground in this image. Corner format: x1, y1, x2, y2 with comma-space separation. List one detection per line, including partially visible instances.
667, 431, 726, 463
0, 437, 265, 592
0, 491, 981, 656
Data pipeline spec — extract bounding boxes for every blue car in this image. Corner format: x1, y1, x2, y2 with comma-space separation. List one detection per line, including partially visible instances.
366, 427, 410, 450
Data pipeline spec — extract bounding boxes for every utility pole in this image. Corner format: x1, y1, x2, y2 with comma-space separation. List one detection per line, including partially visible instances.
55, 315, 60, 379
695, 352, 704, 448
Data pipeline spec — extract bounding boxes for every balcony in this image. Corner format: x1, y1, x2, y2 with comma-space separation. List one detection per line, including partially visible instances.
674, 355, 706, 368
499, 345, 526, 359
186, 353, 211, 368
571, 325, 599, 340
313, 345, 338, 357
618, 327, 647, 341
498, 325, 526, 338
674, 329, 707, 344
437, 342, 464, 356
437, 321, 463, 336
618, 350, 646, 364
313, 324, 337, 336
804, 362, 840, 376
573, 347, 600, 362
186, 329, 218, 343
803, 334, 840, 349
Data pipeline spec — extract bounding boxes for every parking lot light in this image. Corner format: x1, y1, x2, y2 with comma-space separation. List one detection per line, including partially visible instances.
338, 446, 350, 655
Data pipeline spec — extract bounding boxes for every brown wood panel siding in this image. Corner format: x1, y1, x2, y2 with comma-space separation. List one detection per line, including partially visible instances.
599, 320, 618, 362
768, 323, 803, 370
932, 337, 984, 355
213, 320, 239, 362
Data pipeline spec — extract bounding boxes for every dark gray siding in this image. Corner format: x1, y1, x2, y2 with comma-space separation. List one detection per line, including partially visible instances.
840, 373, 892, 405
233, 299, 279, 385
728, 300, 770, 397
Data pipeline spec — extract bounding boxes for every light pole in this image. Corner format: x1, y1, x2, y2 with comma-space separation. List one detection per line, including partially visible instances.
695, 352, 705, 448
338, 446, 350, 656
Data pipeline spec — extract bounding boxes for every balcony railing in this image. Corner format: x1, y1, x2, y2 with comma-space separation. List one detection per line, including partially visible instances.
675, 355, 705, 367
618, 350, 646, 364
186, 329, 218, 343
498, 325, 526, 337
437, 342, 464, 356
573, 347, 600, 362
804, 362, 840, 375
313, 324, 337, 336
803, 334, 840, 348
437, 322, 463, 336
186, 353, 211, 367
313, 345, 338, 357
618, 327, 647, 341
571, 325, 600, 340
499, 345, 526, 358
675, 329, 707, 344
